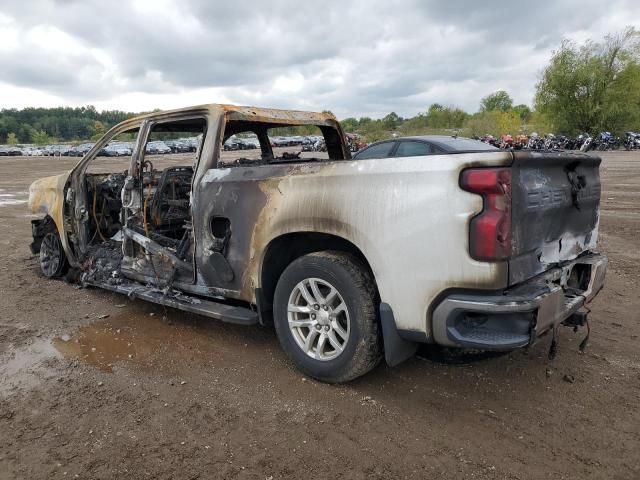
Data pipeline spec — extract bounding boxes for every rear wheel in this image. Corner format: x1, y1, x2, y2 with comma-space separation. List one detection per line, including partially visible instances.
273, 251, 382, 383
39, 231, 68, 278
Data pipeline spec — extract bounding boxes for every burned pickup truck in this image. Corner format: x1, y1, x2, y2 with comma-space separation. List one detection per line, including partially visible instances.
28, 104, 607, 382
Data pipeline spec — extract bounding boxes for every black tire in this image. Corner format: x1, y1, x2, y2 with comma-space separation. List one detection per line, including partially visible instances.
273, 251, 382, 383
39, 231, 69, 278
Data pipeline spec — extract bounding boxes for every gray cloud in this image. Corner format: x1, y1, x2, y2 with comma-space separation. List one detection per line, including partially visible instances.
0, 0, 637, 117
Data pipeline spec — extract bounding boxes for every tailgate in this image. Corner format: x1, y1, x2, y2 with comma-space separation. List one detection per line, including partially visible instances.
508, 151, 601, 285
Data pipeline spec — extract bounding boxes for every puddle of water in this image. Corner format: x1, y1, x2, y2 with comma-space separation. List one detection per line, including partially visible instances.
53, 330, 134, 373
0, 338, 61, 395
52, 313, 229, 373
1, 310, 251, 396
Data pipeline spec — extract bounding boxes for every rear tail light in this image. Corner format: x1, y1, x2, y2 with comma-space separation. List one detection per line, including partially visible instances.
460, 167, 512, 261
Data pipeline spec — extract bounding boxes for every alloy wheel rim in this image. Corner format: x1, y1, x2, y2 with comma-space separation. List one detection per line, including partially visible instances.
40, 234, 61, 276
287, 278, 350, 361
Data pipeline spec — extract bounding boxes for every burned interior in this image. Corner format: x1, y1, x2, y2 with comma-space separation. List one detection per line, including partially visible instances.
77, 117, 206, 295
42, 107, 350, 325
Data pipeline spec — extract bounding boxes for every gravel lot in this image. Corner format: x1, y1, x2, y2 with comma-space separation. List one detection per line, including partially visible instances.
0, 151, 638, 480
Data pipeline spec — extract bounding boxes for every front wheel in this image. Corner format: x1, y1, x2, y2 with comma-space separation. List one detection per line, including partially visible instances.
39, 231, 68, 278
273, 251, 382, 383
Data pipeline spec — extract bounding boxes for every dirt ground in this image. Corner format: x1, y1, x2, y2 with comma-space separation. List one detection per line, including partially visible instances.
0, 151, 638, 480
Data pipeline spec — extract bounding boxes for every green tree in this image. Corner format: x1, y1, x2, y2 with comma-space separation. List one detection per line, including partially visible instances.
361, 121, 388, 142
426, 104, 468, 129
495, 111, 522, 135
18, 123, 35, 143
480, 90, 514, 112
382, 112, 400, 130
0, 106, 135, 143
399, 114, 428, 135
426, 104, 445, 127
513, 104, 532, 123
466, 112, 499, 136
31, 129, 51, 145
527, 110, 554, 134
89, 120, 106, 141
535, 27, 640, 134
340, 117, 359, 132
6, 132, 18, 145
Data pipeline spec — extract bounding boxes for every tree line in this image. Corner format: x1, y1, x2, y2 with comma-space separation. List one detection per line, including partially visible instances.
0, 106, 135, 145
1, 27, 638, 145
339, 94, 539, 142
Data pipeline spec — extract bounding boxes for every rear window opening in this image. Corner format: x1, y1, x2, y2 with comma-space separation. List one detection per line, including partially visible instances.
218, 120, 346, 167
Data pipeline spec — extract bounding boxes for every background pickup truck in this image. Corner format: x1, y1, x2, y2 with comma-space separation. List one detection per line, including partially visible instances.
28, 104, 607, 383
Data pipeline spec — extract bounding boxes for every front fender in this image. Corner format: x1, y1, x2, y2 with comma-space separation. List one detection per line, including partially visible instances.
28, 172, 72, 258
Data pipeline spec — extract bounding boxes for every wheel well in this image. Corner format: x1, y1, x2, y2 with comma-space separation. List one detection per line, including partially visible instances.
260, 232, 377, 311
30, 215, 57, 254
42, 215, 57, 232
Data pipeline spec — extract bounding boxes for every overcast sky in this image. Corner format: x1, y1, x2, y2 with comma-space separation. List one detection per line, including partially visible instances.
0, 0, 637, 118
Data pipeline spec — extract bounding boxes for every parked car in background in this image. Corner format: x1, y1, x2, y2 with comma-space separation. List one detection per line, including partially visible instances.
27, 147, 45, 156
223, 136, 242, 151
241, 137, 259, 149
22, 147, 34, 156
50, 145, 72, 156
165, 140, 192, 153
7, 146, 24, 156
103, 143, 133, 157
352, 135, 497, 159
70, 143, 95, 157
0, 146, 24, 156
224, 136, 259, 151
180, 137, 199, 152
269, 136, 290, 147
145, 141, 171, 154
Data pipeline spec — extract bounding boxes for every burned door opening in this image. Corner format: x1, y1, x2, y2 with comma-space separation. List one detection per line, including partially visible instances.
119, 117, 206, 288
77, 113, 258, 325
73, 126, 141, 285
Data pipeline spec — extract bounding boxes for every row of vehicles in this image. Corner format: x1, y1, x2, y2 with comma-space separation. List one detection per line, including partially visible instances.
24, 129, 640, 160
0, 145, 24, 156
0, 137, 200, 157
222, 135, 260, 151
4, 135, 330, 156
478, 131, 640, 151
223, 134, 331, 151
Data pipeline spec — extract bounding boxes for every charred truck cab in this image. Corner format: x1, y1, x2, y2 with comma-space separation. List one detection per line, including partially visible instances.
28, 104, 607, 383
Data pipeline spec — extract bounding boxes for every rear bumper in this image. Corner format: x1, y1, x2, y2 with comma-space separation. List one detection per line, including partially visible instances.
431, 253, 607, 349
